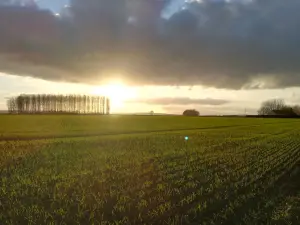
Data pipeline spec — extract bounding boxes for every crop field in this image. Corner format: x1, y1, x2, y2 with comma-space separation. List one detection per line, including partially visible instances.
0, 115, 295, 140
0, 115, 300, 225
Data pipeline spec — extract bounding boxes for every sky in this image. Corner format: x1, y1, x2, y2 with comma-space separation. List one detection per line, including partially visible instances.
1, 73, 300, 115
1, 0, 300, 114
36, 0, 69, 12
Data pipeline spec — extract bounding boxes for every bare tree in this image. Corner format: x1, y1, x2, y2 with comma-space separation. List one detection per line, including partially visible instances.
106, 97, 110, 115
6, 97, 15, 113
257, 99, 286, 115
6, 94, 111, 115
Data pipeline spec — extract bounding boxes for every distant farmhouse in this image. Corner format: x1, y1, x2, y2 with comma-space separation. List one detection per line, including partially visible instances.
271, 108, 299, 118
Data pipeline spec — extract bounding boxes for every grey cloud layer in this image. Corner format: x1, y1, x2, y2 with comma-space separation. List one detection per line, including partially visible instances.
128, 97, 230, 105
1, 0, 300, 89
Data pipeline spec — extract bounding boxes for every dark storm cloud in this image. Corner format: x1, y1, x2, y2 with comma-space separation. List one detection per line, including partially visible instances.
2, 0, 300, 89
128, 97, 230, 106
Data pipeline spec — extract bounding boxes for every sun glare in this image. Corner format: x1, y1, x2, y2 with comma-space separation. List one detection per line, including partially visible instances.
92, 81, 137, 109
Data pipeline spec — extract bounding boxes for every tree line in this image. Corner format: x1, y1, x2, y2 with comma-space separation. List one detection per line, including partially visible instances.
258, 99, 300, 117
6, 94, 110, 114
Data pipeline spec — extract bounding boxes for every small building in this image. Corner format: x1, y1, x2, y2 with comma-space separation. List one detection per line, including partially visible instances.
271, 108, 299, 117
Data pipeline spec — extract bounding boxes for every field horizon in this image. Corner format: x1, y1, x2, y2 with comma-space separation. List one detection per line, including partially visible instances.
0, 114, 297, 141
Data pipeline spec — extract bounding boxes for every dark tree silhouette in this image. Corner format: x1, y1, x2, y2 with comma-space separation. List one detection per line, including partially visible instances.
293, 105, 300, 115
183, 109, 200, 116
6, 94, 110, 115
257, 99, 286, 115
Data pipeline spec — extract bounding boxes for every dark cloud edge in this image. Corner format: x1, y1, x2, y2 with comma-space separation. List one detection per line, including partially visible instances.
1, 0, 300, 89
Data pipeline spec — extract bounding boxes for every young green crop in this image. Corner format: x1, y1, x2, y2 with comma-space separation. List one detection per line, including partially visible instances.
0, 116, 300, 224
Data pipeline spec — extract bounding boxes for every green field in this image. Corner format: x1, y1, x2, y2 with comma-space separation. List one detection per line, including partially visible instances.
0, 115, 297, 140
0, 115, 300, 224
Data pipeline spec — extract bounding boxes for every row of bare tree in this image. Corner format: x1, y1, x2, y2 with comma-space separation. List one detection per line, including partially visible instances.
258, 99, 300, 116
6, 94, 110, 114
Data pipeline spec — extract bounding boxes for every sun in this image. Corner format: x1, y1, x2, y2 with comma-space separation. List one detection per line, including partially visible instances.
91, 81, 137, 108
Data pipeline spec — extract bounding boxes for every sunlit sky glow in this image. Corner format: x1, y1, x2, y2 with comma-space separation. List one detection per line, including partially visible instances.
91, 80, 138, 109
1, 73, 300, 115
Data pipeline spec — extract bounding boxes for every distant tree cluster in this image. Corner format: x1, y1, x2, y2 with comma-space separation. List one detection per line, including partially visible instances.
258, 99, 300, 116
258, 99, 286, 115
6, 94, 110, 114
183, 109, 200, 117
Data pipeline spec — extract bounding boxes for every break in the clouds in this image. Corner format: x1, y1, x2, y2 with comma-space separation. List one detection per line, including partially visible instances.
128, 97, 230, 106
2, 0, 300, 89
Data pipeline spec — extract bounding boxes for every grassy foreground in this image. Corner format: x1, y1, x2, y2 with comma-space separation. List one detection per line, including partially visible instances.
0, 116, 300, 224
